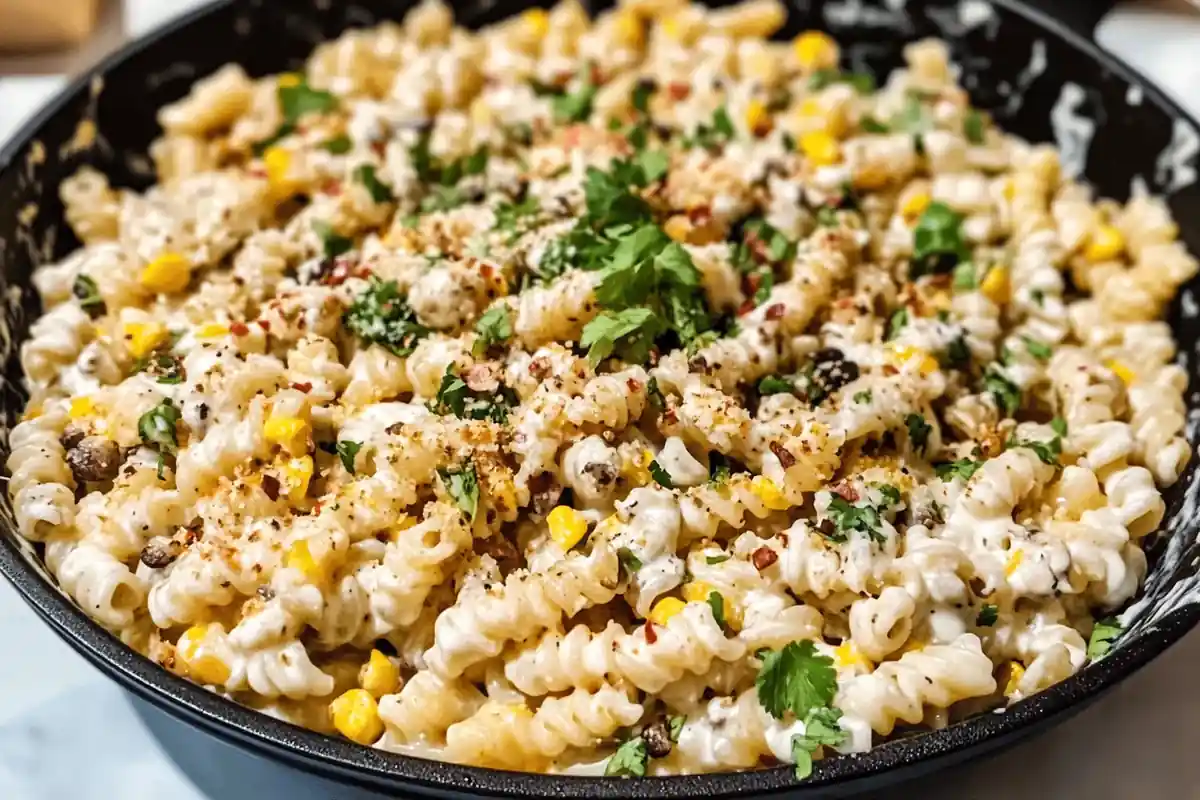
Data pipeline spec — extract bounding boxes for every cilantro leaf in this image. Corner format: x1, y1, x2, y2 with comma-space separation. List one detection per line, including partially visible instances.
911, 201, 969, 277
439, 464, 479, 521
975, 604, 999, 627
708, 452, 732, 483
647, 376, 666, 412
433, 367, 469, 417
755, 640, 839, 721
791, 706, 846, 781
686, 106, 736, 150
952, 261, 978, 291
473, 306, 512, 356
72, 274, 105, 317
1007, 433, 1062, 466
632, 80, 655, 114
278, 79, 338, 124
963, 109, 986, 144
706, 554, 731, 564
758, 375, 795, 396
885, 307, 908, 341
1088, 617, 1121, 660
1023, 336, 1052, 362
605, 736, 648, 777
494, 196, 539, 236
649, 460, 674, 489
343, 276, 430, 356
354, 164, 395, 204
1051, 417, 1068, 437
809, 69, 875, 94
860, 115, 889, 134
337, 440, 362, 474
940, 335, 971, 370
617, 546, 643, 575
668, 715, 685, 742
853, 390, 872, 404
552, 70, 597, 123
890, 94, 931, 135
824, 496, 885, 543
905, 413, 931, 454
935, 458, 983, 481
138, 399, 181, 479
707, 590, 727, 628
581, 308, 664, 366
321, 135, 352, 154
313, 220, 352, 259
983, 367, 1021, 417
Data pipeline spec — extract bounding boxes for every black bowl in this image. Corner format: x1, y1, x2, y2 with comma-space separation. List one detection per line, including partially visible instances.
3, 0, 1200, 797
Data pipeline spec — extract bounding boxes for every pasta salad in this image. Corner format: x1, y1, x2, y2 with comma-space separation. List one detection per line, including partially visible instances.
8, 0, 1195, 778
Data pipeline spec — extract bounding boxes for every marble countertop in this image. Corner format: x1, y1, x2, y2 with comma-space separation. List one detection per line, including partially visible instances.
3, 2, 1200, 798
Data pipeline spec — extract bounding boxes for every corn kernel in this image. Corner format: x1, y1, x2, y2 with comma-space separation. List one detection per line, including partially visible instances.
594, 514, 622, 539
1084, 224, 1125, 263
1005, 549, 1024, 577
286, 539, 326, 583
835, 641, 871, 669
1003, 661, 1026, 697
330, 689, 384, 745
69, 396, 97, 419
887, 344, 939, 376
176, 624, 231, 686
612, 11, 644, 49
900, 191, 931, 221
624, 449, 653, 486
663, 215, 692, 243
359, 649, 401, 698
519, 8, 550, 39
196, 323, 230, 339
263, 145, 299, 199
1001, 178, 1016, 201
649, 596, 687, 626
745, 98, 771, 137
751, 476, 791, 511
681, 581, 715, 604
277, 72, 303, 89
800, 131, 840, 167
21, 403, 43, 422
979, 265, 1011, 305
547, 505, 588, 550
264, 415, 310, 455
793, 30, 838, 71
139, 252, 191, 294
123, 321, 169, 359
283, 455, 314, 502
1105, 359, 1135, 386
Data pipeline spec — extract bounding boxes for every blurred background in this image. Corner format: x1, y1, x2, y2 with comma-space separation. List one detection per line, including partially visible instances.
2, 1, 1200, 799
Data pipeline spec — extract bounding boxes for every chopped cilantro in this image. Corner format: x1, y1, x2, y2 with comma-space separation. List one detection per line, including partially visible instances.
668, 715, 685, 742
321, 135, 352, 154
313, 220, 352, 259
758, 375, 795, 396
952, 261, 978, 291
983, 367, 1021, 416
1088, 617, 1121, 660
1006, 433, 1062, 466
707, 591, 727, 628
809, 69, 875, 94
631, 80, 655, 114
706, 554, 731, 565
647, 376, 666, 412
132, 353, 184, 384
439, 463, 479, 521
905, 413, 931, 453
885, 307, 909, 341
336, 440, 362, 474
278, 79, 338, 124
911, 201, 970, 277
1023, 336, 1052, 361
708, 452, 732, 483
552, 70, 597, 123
343, 276, 430, 356
890, 94, 931, 135
791, 706, 846, 781
860, 115, 890, 134
138, 399, 181, 479
494, 195, 540, 235
853, 390, 872, 404
941, 335, 971, 370
431, 365, 516, 423
975, 604, 998, 627
963, 109, 986, 144
72, 275, 105, 317
354, 164, 395, 204
472, 306, 512, 356
1051, 417, 1068, 437
617, 546, 643, 575
935, 458, 983, 481
581, 308, 663, 366
686, 106, 736, 150
605, 736, 648, 777
824, 495, 886, 543
755, 640, 838, 721
649, 460, 674, 489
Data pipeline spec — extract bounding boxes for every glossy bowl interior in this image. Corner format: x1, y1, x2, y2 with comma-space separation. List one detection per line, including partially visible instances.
2, 0, 1200, 797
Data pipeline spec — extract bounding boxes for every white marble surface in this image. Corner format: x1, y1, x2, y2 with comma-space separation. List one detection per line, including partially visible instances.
3, 2, 1200, 798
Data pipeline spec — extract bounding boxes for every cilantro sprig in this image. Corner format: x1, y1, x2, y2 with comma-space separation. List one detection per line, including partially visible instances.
934, 458, 983, 482
911, 201, 970, 278
439, 463, 479, 521
431, 365, 517, 423
791, 706, 847, 781
343, 276, 430, 356
1087, 617, 1121, 660
756, 640, 839, 721
138, 399, 181, 479
336, 440, 362, 474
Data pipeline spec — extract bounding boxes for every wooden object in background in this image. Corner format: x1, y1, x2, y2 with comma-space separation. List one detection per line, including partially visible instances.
0, 0, 101, 51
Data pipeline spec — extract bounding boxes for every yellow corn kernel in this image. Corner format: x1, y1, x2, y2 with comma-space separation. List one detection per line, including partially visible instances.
21, 403, 43, 422
835, 641, 871, 670
1105, 359, 1134, 386
1003, 661, 1026, 697
263, 145, 298, 199
979, 265, 1011, 305
519, 8, 550, 38
887, 344, 939, 376
283, 455, 314, 502
123, 321, 169, 359
793, 30, 838, 71
648, 596, 687, 626
359, 649, 401, 698
745, 98, 771, 137
1005, 549, 1024, 577
1085, 224, 1125, 263
800, 130, 840, 167
750, 476, 791, 511
900, 191, 931, 221
264, 415, 310, 454
624, 449, 653, 486
594, 514, 622, 539
681, 581, 715, 605
277, 72, 303, 89
139, 252, 191, 294
547, 505, 588, 550
330, 689, 384, 746
612, 11, 644, 49
176, 624, 231, 686
1001, 178, 1016, 201
69, 396, 97, 419
663, 215, 692, 243
285, 538, 326, 583
195, 323, 230, 339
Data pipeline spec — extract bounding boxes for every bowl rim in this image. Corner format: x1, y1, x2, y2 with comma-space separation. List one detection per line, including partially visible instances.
2, 0, 1200, 796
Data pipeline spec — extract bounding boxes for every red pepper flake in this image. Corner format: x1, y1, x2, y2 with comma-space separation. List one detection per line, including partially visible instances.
769, 441, 797, 469
626, 377, 643, 393
589, 63, 604, 87
764, 303, 785, 321
370, 140, 386, 157
479, 262, 495, 280
256, 319, 271, 332
529, 356, 552, 380
778, 532, 789, 546
883, 364, 898, 376
291, 382, 312, 393
738, 298, 758, 316
261, 475, 281, 502
644, 620, 657, 644
686, 205, 713, 225
320, 179, 342, 196
247, 166, 267, 179
832, 481, 859, 502
229, 322, 250, 336
668, 81, 690, 101
752, 546, 778, 571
